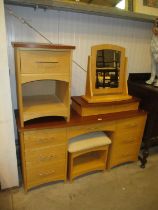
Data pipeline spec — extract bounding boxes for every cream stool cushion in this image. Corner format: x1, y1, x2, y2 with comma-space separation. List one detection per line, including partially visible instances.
68, 131, 111, 153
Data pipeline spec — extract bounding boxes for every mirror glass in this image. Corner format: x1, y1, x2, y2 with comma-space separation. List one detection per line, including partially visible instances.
95, 49, 121, 89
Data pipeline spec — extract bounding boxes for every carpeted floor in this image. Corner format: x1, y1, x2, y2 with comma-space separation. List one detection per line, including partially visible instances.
1, 147, 158, 210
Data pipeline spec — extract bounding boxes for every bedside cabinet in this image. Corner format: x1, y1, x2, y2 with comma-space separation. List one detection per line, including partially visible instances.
12, 42, 75, 126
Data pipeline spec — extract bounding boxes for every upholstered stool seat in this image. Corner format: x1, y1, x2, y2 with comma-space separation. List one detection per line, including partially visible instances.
68, 131, 111, 181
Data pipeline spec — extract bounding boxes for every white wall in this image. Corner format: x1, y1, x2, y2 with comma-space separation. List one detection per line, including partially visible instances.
5, 5, 152, 110
0, 1, 19, 189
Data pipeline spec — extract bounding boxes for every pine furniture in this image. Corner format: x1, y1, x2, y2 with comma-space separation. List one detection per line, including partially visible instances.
13, 43, 147, 191
16, 109, 147, 191
12, 42, 75, 127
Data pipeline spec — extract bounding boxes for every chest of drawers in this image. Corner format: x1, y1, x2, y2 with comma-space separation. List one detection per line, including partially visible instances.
108, 115, 146, 168
20, 128, 68, 190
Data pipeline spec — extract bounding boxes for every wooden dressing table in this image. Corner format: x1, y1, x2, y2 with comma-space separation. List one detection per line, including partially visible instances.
17, 108, 147, 191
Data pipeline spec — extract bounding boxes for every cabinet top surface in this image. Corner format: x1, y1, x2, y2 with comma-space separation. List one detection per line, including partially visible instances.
12, 42, 76, 50
128, 73, 158, 94
15, 108, 146, 132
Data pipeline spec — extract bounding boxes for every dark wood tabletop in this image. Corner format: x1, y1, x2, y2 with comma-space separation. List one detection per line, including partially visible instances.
15, 108, 146, 132
12, 42, 76, 50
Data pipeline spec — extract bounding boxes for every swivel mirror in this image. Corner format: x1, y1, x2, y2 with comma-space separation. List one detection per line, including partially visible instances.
82, 44, 131, 103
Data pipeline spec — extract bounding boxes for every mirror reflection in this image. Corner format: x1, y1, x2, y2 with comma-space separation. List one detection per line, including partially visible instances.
96, 50, 120, 89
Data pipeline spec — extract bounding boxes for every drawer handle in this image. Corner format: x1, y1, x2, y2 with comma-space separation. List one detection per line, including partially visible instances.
124, 123, 137, 129
39, 154, 56, 161
122, 139, 136, 144
39, 170, 55, 177
37, 137, 55, 144
87, 127, 99, 131
76, 127, 99, 132
121, 154, 132, 158
36, 61, 59, 64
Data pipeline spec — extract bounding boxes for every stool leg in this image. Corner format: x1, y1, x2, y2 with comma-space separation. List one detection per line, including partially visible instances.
68, 152, 74, 182
104, 146, 109, 170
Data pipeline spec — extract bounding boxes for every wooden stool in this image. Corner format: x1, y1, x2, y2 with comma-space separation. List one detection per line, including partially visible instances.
68, 131, 111, 182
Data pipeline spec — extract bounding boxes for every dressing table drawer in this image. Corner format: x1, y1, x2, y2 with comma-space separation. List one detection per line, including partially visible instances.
24, 128, 67, 149
110, 142, 140, 167
110, 154, 137, 167
25, 145, 67, 167
26, 161, 66, 189
67, 121, 115, 139
20, 50, 70, 76
114, 131, 140, 146
116, 116, 144, 131
115, 142, 140, 156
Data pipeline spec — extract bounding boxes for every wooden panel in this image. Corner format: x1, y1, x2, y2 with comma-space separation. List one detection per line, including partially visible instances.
67, 121, 115, 139
15, 49, 24, 127
21, 74, 69, 83
25, 144, 66, 167
19, 133, 27, 190
20, 50, 70, 75
26, 160, 66, 189
24, 128, 67, 149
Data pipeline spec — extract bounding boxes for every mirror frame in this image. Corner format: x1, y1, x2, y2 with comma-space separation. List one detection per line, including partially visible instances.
91, 44, 126, 95
82, 44, 131, 103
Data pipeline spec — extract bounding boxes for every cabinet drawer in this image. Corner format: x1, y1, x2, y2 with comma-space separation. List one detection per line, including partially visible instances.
67, 122, 115, 139
116, 116, 145, 132
110, 142, 140, 167
20, 50, 70, 75
110, 154, 137, 168
25, 145, 66, 167
114, 131, 140, 146
24, 128, 67, 149
114, 142, 140, 157
26, 161, 66, 188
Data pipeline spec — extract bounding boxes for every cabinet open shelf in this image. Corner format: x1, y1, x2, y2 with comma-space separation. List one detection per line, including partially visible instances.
23, 95, 68, 122
72, 151, 106, 177
21, 79, 70, 124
